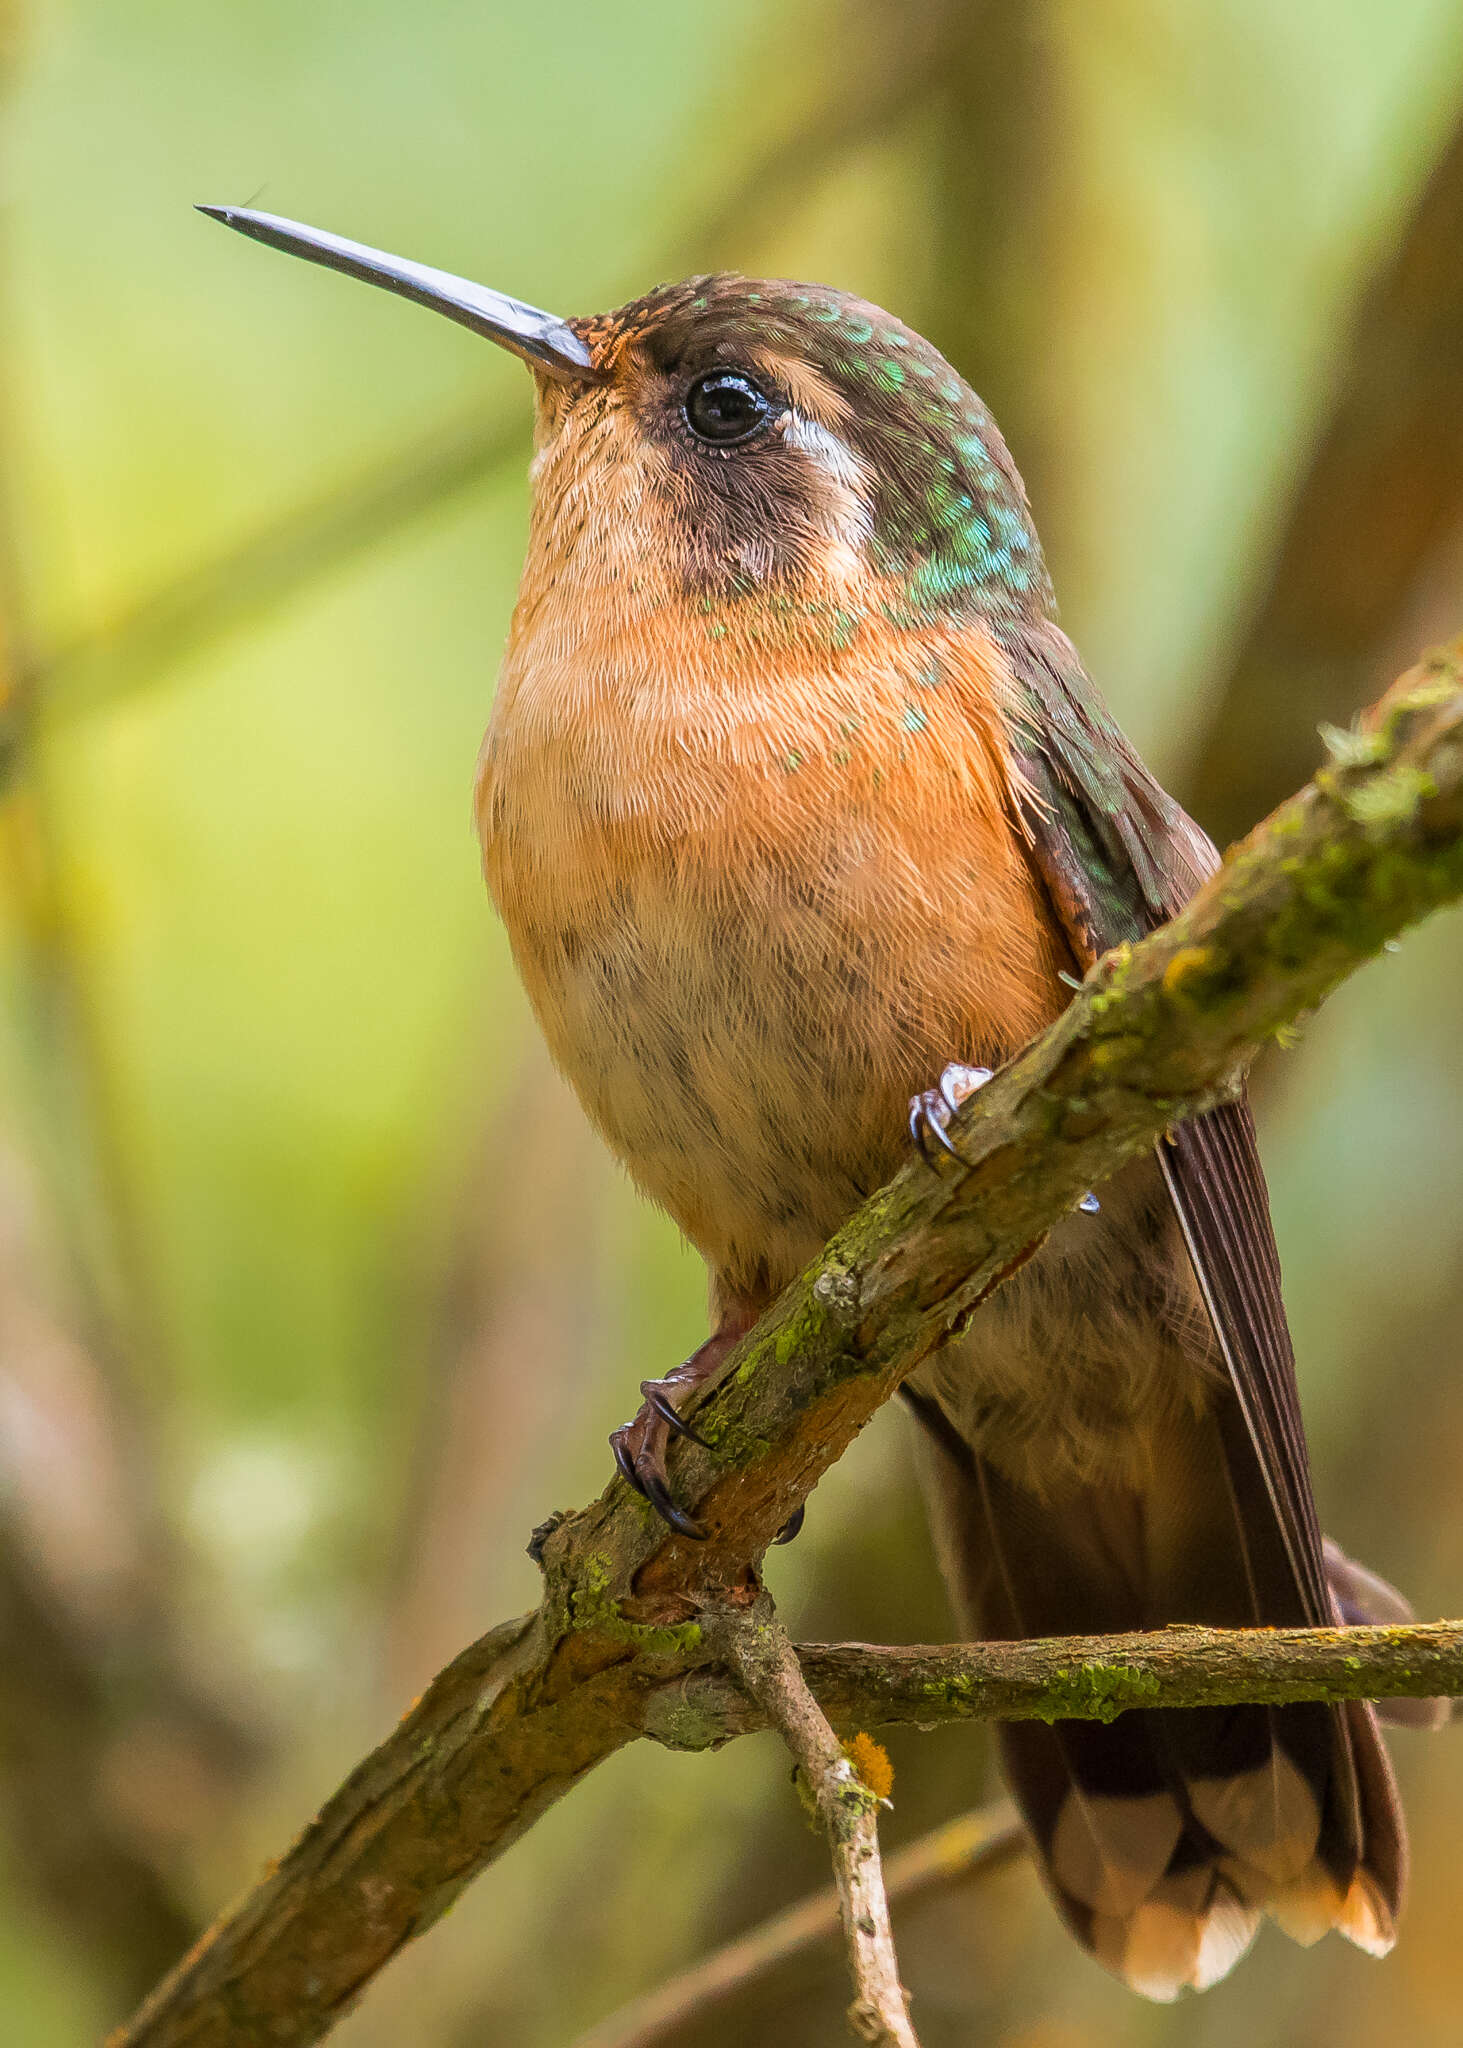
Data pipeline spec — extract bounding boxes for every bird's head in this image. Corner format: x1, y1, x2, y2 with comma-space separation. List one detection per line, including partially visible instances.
200, 206, 1052, 629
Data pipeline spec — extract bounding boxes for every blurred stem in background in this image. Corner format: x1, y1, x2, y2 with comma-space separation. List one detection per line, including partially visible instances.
0, 408, 528, 765
0, 1135, 260, 2007
922, 0, 1060, 532
1184, 104, 1463, 842
384, 1044, 611, 1696
0, 38, 262, 2015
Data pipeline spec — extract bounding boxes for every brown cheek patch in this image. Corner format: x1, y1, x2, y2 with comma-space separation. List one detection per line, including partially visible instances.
533, 339, 870, 600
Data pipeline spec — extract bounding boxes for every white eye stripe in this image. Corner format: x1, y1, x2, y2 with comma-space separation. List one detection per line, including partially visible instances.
781, 410, 874, 573
782, 411, 867, 494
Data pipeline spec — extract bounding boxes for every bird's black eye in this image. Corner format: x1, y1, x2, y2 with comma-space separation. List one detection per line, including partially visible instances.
684, 370, 772, 447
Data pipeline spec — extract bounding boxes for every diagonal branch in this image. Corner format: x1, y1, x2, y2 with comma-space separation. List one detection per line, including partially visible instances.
109, 640, 1463, 2048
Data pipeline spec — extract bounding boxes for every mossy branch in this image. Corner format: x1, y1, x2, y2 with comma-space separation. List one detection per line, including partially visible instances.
648, 1619, 1463, 1741
109, 641, 1463, 2048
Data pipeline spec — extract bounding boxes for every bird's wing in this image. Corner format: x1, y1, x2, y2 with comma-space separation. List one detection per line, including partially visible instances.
1001, 619, 1329, 1623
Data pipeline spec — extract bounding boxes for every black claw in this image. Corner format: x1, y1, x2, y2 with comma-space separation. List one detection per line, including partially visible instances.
610, 1431, 650, 1498
909, 1091, 962, 1166
639, 1463, 708, 1541
772, 1503, 806, 1545
927, 1115, 961, 1161
640, 1382, 710, 1447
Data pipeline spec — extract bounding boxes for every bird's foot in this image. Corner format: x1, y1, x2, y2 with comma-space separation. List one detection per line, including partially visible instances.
609, 1330, 740, 1540
609, 1327, 809, 1546
908, 1061, 993, 1166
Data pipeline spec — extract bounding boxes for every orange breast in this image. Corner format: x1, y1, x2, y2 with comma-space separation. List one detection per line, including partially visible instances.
477, 543, 1066, 1302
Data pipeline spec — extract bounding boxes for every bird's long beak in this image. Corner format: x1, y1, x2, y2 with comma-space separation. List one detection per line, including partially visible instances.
196, 205, 598, 384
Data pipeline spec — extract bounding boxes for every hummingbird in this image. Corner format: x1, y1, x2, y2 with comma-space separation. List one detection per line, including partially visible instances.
201, 203, 1437, 1999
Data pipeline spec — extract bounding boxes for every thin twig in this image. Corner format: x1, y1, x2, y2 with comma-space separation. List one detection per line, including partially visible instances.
572, 1801, 1024, 2048
706, 1600, 919, 2048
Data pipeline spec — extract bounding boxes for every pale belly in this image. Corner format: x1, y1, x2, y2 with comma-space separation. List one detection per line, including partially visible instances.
480, 699, 1218, 1495
489, 809, 1216, 1489
482, 766, 1066, 1301
477, 452, 1217, 1498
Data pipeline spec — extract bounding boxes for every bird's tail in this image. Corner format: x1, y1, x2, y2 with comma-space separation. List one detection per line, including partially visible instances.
906, 1386, 1411, 2000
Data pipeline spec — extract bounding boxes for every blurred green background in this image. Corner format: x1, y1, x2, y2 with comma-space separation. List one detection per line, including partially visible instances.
1, 1, 1461, 2042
